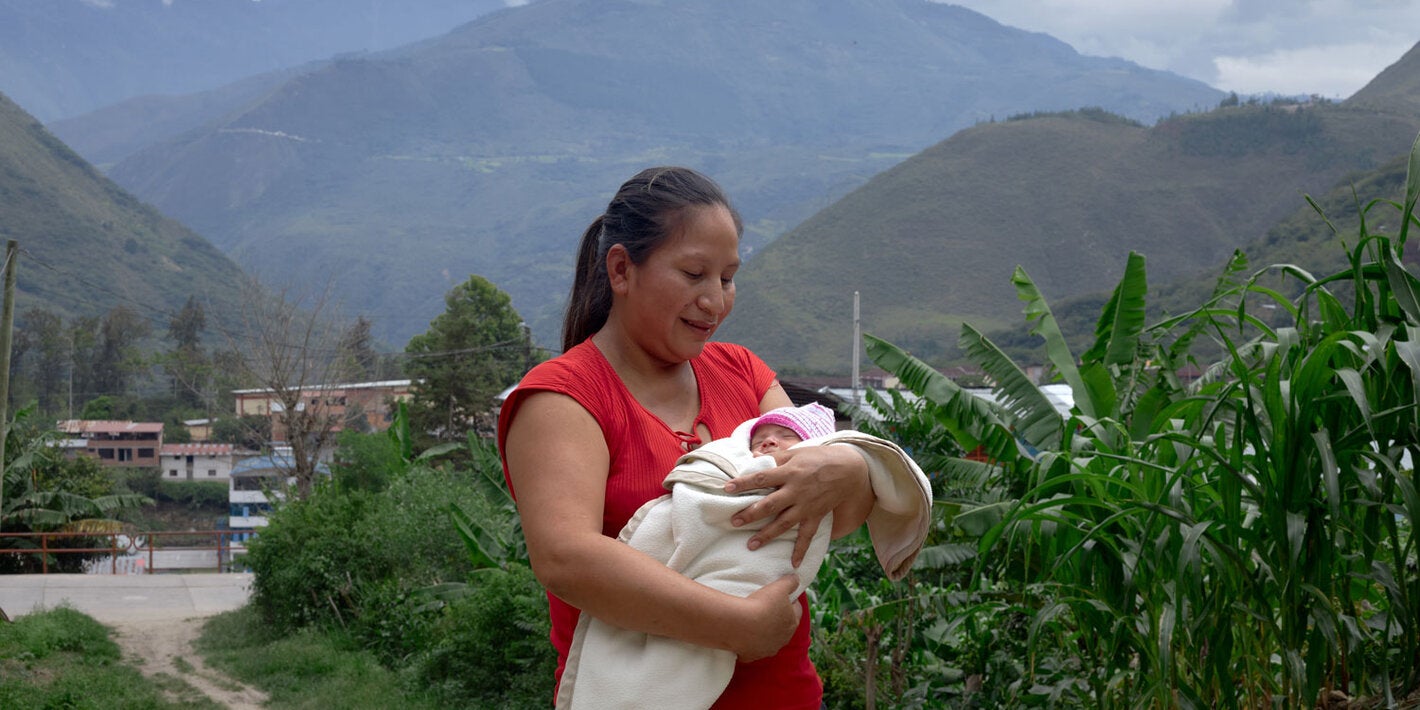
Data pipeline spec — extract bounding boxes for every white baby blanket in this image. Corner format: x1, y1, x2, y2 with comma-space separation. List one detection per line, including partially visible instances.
555, 423, 932, 710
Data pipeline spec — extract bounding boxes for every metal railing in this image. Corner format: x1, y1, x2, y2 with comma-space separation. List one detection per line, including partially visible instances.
0, 530, 251, 574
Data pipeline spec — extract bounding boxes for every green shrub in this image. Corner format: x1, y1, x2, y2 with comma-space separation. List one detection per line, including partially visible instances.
407, 564, 556, 708
243, 488, 386, 629
243, 465, 486, 635
330, 429, 405, 493
0, 606, 117, 661
154, 480, 229, 508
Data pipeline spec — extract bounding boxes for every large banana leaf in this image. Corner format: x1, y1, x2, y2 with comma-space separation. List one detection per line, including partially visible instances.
864, 333, 1025, 464
1011, 266, 1093, 418
1082, 251, 1148, 369
959, 324, 1064, 451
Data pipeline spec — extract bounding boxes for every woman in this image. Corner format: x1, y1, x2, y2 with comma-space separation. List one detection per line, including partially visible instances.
498, 166, 877, 708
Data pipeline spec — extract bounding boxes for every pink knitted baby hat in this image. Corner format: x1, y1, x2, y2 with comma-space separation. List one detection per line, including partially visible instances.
751, 402, 836, 442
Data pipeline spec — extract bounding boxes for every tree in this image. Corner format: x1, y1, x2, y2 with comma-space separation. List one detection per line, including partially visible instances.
12, 308, 68, 416
227, 280, 357, 499
89, 306, 151, 399
164, 295, 210, 409
79, 395, 115, 420
67, 315, 99, 412
404, 275, 535, 445
211, 414, 271, 451
336, 315, 379, 381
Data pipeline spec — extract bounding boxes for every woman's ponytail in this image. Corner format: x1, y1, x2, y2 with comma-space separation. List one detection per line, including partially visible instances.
562, 216, 611, 352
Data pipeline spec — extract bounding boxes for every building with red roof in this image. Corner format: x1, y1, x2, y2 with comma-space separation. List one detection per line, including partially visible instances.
55, 420, 164, 467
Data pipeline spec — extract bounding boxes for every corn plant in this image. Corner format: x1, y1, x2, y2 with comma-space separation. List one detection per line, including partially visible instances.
866, 131, 1420, 707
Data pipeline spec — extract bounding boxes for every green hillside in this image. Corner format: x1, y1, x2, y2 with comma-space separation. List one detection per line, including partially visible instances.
48, 64, 320, 169
0, 91, 247, 335
719, 71, 1420, 372
1346, 42, 1420, 117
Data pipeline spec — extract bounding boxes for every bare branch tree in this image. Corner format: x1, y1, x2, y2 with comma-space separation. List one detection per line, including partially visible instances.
228, 279, 358, 500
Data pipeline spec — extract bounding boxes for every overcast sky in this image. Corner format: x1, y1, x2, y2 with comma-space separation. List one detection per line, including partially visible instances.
940, 0, 1420, 98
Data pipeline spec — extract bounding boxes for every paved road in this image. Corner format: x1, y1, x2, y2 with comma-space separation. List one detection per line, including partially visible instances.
0, 573, 254, 623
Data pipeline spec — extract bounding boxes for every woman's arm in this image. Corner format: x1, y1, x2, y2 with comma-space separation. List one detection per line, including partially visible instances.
505, 390, 801, 661
722, 384, 876, 566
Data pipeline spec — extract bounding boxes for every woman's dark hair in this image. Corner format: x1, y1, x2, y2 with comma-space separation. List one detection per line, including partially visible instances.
562, 166, 742, 351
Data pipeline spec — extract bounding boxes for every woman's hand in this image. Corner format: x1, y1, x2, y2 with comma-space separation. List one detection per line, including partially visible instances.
733, 575, 802, 662
723, 444, 875, 566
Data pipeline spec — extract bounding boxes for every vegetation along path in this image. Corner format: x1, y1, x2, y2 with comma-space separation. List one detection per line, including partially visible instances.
108, 613, 267, 709
0, 573, 263, 708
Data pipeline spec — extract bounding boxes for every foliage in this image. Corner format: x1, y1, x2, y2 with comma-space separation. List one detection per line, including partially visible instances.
1167, 102, 1329, 157
403, 274, 537, 444
862, 131, 1420, 707
329, 428, 405, 494
406, 564, 556, 709
153, 480, 229, 509
162, 294, 213, 410
1004, 106, 1143, 127
448, 432, 526, 570
196, 606, 439, 710
336, 315, 401, 382
78, 395, 113, 420
238, 423, 553, 705
811, 386, 992, 708
209, 414, 270, 451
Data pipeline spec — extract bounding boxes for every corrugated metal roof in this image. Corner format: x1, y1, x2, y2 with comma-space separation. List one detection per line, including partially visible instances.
231, 379, 412, 395
231, 454, 331, 477
160, 443, 235, 456
55, 420, 164, 434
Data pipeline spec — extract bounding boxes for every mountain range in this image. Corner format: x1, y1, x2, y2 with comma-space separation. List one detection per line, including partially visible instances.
12, 0, 1415, 379
0, 0, 507, 122
44, 0, 1225, 353
718, 41, 1420, 371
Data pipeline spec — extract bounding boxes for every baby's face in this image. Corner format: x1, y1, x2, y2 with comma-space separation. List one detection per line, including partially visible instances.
750, 424, 803, 456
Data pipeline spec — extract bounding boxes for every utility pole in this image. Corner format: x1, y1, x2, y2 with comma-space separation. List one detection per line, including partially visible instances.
67, 333, 74, 419
0, 240, 19, 529
851, 290, 861, 407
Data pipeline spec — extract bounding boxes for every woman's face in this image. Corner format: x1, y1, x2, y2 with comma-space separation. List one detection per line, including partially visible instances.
616, 204, 740, 366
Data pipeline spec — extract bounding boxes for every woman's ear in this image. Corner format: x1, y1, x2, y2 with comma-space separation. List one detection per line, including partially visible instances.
606, 243, 632, 295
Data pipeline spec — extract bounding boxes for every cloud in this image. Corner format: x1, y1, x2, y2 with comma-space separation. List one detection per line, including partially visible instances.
1214, 40, 1415, 97
79, 0, 115, 7
936, 0, 1420, 97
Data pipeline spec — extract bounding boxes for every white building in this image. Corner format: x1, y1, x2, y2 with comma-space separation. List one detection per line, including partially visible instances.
159, 443, 255, 483
227, 454, 329, 542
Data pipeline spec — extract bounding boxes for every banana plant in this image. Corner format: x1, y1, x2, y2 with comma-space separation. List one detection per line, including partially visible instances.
1, 406, 152, 572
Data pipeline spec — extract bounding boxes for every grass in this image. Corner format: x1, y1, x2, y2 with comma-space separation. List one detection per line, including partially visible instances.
194, 605, 442, 710
0, 606, 219, 710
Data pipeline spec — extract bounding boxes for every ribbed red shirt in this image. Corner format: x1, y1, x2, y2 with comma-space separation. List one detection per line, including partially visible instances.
497, 339, 822, 709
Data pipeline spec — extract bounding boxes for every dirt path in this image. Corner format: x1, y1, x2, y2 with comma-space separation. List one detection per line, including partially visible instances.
108, 615, 268, 710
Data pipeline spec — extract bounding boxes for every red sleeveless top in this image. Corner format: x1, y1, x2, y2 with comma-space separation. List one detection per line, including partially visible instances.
497, 339, 822, 709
